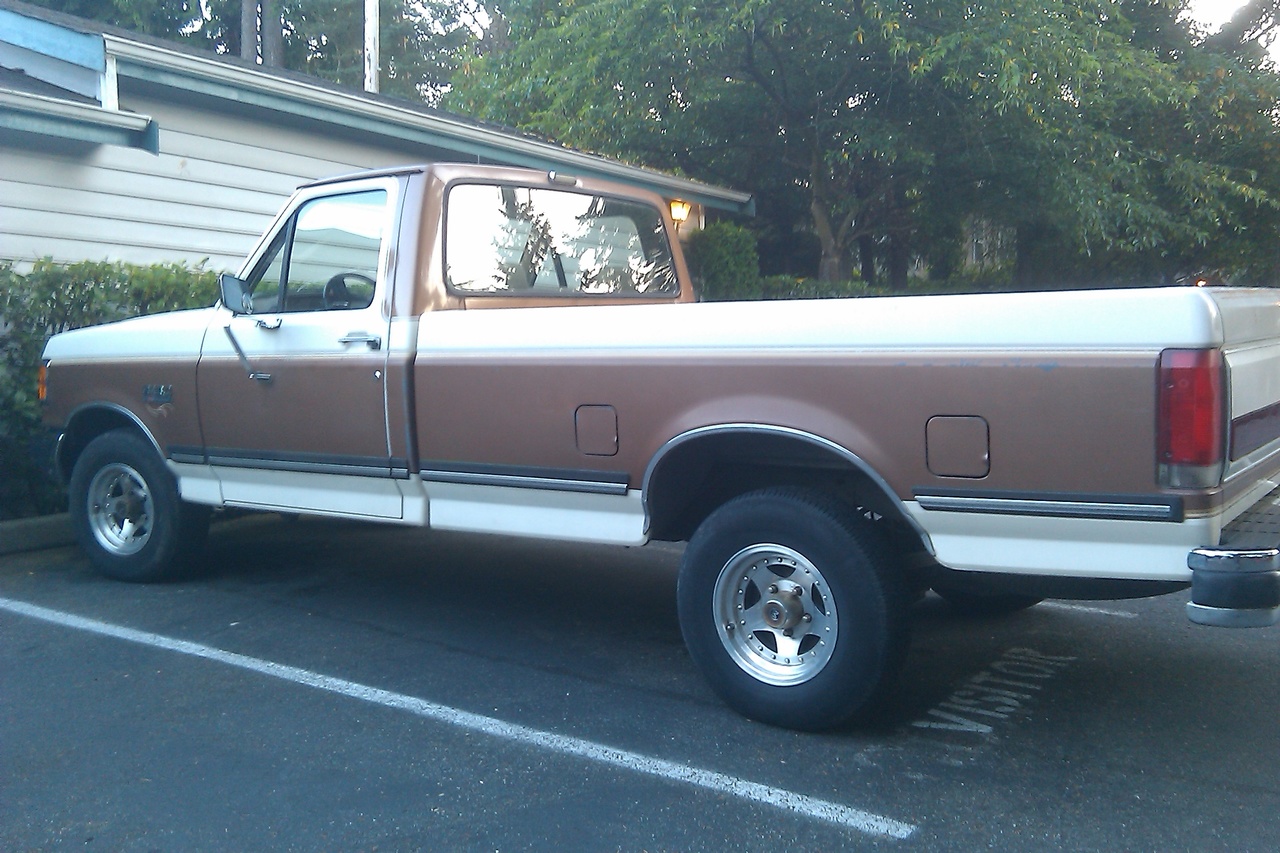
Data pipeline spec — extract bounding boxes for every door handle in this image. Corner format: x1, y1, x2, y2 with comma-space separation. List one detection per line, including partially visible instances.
224, 325, 271, 381
339, 332, 382, 350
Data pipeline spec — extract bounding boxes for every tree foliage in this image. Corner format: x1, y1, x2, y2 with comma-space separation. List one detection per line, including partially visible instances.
273, 1, 477, 101
23, 2, 1280, 287
451, 1, 1280, 287
23, 0, 208, 37
23, 0, 477, 103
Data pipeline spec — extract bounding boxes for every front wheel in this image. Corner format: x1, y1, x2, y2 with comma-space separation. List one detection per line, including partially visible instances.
69, 429, 210, 582
677, 489, 909, 731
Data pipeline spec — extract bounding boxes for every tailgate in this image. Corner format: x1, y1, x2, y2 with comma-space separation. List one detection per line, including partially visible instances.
1213, 288, 1280, 523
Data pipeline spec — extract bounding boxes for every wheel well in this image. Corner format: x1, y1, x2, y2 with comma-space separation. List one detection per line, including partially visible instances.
55, 407, 153, 483
644, 429, 927, 553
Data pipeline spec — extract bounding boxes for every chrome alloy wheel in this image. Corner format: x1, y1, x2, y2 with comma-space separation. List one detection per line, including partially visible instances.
712, 543, 839, 686
86, 462, 154, 556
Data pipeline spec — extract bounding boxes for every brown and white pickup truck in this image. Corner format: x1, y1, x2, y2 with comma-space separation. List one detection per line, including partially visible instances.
39, 163, 1280, 730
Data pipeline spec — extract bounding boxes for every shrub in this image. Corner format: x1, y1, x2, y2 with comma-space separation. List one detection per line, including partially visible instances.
683, 221, 762, 301
909, 264, 1015, 295
759, 275, 884, 300
683, 222, 888, 301
0, 259, 217, 520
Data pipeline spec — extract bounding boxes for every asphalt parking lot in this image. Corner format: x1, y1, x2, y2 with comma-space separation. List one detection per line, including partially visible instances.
3, 513, 1279, 850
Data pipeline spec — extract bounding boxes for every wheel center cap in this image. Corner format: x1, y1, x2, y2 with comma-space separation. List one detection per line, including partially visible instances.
762, 586, 805, 630
112, 495, 140, 520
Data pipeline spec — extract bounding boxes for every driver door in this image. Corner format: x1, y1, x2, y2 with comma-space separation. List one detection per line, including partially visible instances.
196, 179, 403, 518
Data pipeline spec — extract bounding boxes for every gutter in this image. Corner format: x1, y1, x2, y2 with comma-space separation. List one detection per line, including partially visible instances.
0, 86, 158, 152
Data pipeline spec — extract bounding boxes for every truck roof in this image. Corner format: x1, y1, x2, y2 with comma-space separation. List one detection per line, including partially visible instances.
300, 164, 429, 188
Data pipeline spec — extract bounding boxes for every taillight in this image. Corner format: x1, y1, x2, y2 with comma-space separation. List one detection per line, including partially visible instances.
1157, 348, 1225, 488
37, 361, 48, 402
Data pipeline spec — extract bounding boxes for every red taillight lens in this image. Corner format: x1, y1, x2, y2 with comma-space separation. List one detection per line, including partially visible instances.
37, 362, 48, 402
1157, 348, 1224, 486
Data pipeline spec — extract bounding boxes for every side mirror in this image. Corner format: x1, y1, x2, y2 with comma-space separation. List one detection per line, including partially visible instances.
219, 273, 253, 314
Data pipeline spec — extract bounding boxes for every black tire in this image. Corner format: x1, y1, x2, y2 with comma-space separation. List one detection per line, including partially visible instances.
68, 429, 210, 582
677, 488, 910, 731
932, 586, 1043, 617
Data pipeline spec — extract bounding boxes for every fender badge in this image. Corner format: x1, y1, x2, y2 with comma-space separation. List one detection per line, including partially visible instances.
143, 384, 173, 404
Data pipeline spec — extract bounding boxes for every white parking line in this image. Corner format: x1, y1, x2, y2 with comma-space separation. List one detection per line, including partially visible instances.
1039, 601, 1139, 619
0, 596, 916, 840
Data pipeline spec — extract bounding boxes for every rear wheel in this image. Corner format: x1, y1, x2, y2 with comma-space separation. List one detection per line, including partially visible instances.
677, 488, 909, 731
69, 429, 210, 582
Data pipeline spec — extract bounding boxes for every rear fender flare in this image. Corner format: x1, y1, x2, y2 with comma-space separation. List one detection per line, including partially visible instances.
641, 423, 933, 550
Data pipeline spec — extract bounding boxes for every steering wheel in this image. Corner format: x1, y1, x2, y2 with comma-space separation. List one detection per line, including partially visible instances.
323, 273, 375, 309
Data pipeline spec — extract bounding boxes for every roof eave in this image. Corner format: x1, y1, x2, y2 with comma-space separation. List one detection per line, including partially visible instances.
0, 86, 157, 152
103, 35, 753, 215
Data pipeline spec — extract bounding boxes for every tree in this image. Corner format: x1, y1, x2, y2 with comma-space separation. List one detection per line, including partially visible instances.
452, 1, 915, 283
22, 1, 477, 104
279, 1, 475, 101
23, 1, 212, 41
451, 1, 1280, 287
961, 0, 1280, 285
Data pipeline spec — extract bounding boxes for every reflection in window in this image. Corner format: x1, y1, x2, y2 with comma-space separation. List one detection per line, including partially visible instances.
445, 184, 679, 297
244, 189, 387, 313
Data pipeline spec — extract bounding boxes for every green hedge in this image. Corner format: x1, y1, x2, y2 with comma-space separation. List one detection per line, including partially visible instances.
0, 259, 218, 520
684, 221, 882, 301
760, 275, 885, 300
684, 221, 762, 301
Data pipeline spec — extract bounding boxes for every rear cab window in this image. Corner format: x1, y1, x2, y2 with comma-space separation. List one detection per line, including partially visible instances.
444, 183, 679, 299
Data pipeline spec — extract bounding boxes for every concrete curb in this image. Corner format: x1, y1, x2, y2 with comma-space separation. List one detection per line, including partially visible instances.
0, 513, 75, 555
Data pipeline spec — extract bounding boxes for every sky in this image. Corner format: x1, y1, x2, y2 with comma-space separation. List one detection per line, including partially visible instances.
1187, 1, 1247, 30
1185, 2, 1280, 61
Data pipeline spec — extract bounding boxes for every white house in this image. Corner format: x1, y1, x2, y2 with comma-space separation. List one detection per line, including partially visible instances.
0, 0, 751, 273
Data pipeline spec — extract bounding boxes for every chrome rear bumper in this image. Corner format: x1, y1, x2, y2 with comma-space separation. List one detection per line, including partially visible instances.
1187, 547, 1280, 627
1188, 486, 1280, 627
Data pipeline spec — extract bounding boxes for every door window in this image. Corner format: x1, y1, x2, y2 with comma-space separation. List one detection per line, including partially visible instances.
243, 189, 388, 313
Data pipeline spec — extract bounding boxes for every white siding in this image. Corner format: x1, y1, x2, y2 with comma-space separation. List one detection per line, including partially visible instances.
0, 90, 442, 272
